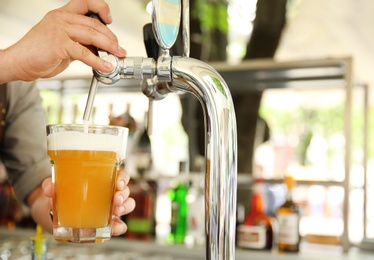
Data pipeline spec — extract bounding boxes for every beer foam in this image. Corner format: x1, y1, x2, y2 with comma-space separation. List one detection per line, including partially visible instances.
47, 131, 128, 157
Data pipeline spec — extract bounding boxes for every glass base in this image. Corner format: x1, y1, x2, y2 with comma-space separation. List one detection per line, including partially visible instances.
53, 226, 112, 243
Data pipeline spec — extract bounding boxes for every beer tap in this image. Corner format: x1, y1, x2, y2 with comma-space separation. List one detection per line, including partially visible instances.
84, 1, 237, 259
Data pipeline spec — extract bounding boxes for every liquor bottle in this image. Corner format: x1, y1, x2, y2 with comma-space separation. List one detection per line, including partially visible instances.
122, 103, 137, 135
237, 179, 274, 250
108, 103, 138, 172
276, 175, 300, 252
109, 103, 137, 135
125, 176, 156, 240
168, 161, 189, 244
134, 112, 152, 172
0, 180, 22, 229
124, 114, 156, 240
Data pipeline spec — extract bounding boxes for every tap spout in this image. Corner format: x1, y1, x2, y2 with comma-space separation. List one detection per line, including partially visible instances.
171, 57, 237, 260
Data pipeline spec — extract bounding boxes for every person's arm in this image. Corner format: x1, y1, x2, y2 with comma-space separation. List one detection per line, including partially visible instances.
0, 0, 126, 85
1, 82, 52, 232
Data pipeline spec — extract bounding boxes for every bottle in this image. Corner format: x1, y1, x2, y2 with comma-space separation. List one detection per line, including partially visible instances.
237, 179, 274, 250
122, 103, 137, 135
168, 161, 189, 244
124, 176, 156, 240
109, 103, 137, 135
134, 112, 152, 172
276, 175, 300, 252
123, 113, 156, 240
0, 180, 21, 229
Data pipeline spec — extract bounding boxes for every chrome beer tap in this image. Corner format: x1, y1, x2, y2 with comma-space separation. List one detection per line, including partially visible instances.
84, 1, 237, 259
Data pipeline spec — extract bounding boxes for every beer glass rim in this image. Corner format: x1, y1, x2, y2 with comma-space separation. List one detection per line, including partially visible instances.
46, 124, 129, 135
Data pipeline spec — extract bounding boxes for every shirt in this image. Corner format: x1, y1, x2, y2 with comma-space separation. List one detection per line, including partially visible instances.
1, 81, 50, 204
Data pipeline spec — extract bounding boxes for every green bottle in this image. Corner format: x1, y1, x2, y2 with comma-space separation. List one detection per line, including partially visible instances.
168, 161, 189, 244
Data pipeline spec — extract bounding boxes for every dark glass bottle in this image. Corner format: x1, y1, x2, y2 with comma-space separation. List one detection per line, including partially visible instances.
124, 114, 156, 240
109, 103, 137, 135
125, 176, 156, 240
134, 112, 152, 172
237, 179, 274, 250
277, 176, 300, 252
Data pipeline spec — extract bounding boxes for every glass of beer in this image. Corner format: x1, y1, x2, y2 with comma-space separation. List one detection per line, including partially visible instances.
46, 124, 129, 243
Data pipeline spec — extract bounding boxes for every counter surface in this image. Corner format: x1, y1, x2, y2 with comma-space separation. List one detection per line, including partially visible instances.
0, 228, 373, 259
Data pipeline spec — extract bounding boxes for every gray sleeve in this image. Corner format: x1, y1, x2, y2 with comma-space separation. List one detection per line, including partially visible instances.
2, 81, 51, 204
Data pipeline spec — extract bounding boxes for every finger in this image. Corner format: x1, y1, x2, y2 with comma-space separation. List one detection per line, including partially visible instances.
66, 23, 126, 58
116, 171, 130, 191
63, 0, 112, 24
122, 197, 136, 215
67, 14, 118, 42
87, 0, 113, 24
113, 186, 130, 207
41, 178, 54, 197
66, 41, 114, 72
113, 197, 135, 217
111, 217, 127, 236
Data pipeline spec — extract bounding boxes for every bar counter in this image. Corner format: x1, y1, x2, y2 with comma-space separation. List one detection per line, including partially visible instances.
0, 228, 373, 259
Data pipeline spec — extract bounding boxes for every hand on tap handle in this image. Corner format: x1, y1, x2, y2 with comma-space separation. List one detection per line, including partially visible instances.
0, 0, 126, 85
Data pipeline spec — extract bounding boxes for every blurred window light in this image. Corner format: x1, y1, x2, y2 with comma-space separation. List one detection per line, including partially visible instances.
227, 0, 258, 64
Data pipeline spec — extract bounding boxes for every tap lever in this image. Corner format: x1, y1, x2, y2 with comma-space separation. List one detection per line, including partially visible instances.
182, 0, 190, 57
143, 23, 160, 59
85, 11, 108, 58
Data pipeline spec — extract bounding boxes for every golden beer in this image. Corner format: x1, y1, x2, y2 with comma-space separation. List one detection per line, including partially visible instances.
48, 149, 118, 228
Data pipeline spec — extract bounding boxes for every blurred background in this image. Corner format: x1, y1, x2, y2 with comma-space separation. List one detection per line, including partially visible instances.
1, 0, 374, 258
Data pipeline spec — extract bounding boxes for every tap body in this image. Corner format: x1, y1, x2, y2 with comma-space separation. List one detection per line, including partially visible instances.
171, 57, 237, 259
94, 55, 237, 259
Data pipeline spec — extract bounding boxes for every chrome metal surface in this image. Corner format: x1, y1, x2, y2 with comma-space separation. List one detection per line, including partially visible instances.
94, 52, 120, 84
182, 0, 190, 57
92, 54, 238, 259
156, 55, 172, 81
171, 57, 238, 259
82, 76, 98, 122
118, 57, 156, 80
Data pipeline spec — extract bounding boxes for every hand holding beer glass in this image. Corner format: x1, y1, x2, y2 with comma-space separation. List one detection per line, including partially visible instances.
47, 124, 129, 243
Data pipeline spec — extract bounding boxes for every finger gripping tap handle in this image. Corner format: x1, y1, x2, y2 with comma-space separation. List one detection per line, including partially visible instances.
86, 11, 108, 58
85, 11, 106, 25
